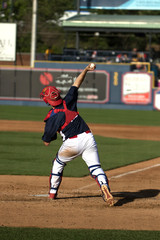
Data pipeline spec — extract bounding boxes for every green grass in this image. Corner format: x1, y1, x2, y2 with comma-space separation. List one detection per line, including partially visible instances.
0, 106, 160, 236
0, 105, 46, 121
0, 131, 160, 177
81, 108, 160, 126
0, 106, 160, 175
0, 227, 159, 240
1, 105, 160, 126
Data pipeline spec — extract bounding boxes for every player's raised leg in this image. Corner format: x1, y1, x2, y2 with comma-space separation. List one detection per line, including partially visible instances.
82, 133, 114, 206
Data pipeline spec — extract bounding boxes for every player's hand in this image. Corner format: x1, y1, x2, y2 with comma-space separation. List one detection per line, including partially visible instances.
72, 63, 96, 88
43, 141, 50, 146
87, 63, 96, 71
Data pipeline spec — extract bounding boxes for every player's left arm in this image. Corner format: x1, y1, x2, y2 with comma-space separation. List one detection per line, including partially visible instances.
43, 132, 57, 146
42, 117, 58, 146
72, 63, 96, 89
42, 132, 57, 146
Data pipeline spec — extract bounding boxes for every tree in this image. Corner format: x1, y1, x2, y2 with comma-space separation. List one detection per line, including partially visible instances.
0, 1, 160, 54
0, 0, 75, 53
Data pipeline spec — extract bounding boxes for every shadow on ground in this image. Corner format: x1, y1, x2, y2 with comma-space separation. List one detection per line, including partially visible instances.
113, 189, 160, 206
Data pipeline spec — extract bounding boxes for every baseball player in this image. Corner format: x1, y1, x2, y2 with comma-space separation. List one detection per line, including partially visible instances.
40, 63, 114, 206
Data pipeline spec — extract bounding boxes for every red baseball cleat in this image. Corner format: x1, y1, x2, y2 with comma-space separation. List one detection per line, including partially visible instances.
101, 184, 114, 207
49, 193, 57, 200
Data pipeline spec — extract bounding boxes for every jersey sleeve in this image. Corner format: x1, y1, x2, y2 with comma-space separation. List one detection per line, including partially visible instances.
64, 86, 78, 111
42, 112, 65, 142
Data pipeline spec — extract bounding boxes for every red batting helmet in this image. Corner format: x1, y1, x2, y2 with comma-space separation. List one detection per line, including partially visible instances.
40, 86, 62, 106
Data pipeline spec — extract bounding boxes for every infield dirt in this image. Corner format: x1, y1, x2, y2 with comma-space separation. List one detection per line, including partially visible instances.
0, 120, 160, 230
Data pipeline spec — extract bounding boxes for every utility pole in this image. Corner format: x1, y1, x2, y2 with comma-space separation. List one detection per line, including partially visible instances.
30, 0, 37, 67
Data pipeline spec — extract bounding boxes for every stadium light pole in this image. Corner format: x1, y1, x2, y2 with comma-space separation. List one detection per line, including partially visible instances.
30, 0, 37, 67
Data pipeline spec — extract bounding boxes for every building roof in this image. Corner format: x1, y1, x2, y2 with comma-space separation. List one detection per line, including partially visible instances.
62, 14, 160, 33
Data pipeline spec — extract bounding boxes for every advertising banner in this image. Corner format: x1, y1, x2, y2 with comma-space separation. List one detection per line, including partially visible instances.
80, 0, 160, 10
154, 89, 160, 110
39, 70, 110, 103
122, 72, 152, 104
0, 23, 17, 61
0, 68, 110, 104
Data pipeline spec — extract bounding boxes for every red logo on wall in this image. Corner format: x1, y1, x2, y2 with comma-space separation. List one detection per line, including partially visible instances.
40, 72, 53, 85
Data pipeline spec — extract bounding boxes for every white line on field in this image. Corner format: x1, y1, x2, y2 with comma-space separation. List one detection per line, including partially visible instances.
31, 163, 160, 197
32, 194, 48, 197
110, 163, 160, 179
74, 163, 160, 191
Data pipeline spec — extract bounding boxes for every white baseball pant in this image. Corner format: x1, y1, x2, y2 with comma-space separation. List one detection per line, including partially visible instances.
49, 131, 109, 195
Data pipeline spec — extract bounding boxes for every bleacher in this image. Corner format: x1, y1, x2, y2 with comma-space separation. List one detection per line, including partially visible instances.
50, 48, 151, 63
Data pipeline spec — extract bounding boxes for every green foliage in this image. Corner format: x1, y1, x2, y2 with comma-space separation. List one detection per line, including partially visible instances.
0, 0, 75, 52
0, 0, 30, 22
38, 0, 74, 22
1, 1, 160, 52
0, 227, 160, 240
17, 33, 31, 52
14, 0, 32, 21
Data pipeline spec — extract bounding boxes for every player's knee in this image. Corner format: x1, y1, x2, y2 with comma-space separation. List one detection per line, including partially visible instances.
89, 164, 104, 177
52, 155, 66, 174
88, 164, 108, 186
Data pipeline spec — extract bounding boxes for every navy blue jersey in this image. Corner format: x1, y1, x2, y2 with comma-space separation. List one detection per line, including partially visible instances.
42, 86, 90, 142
